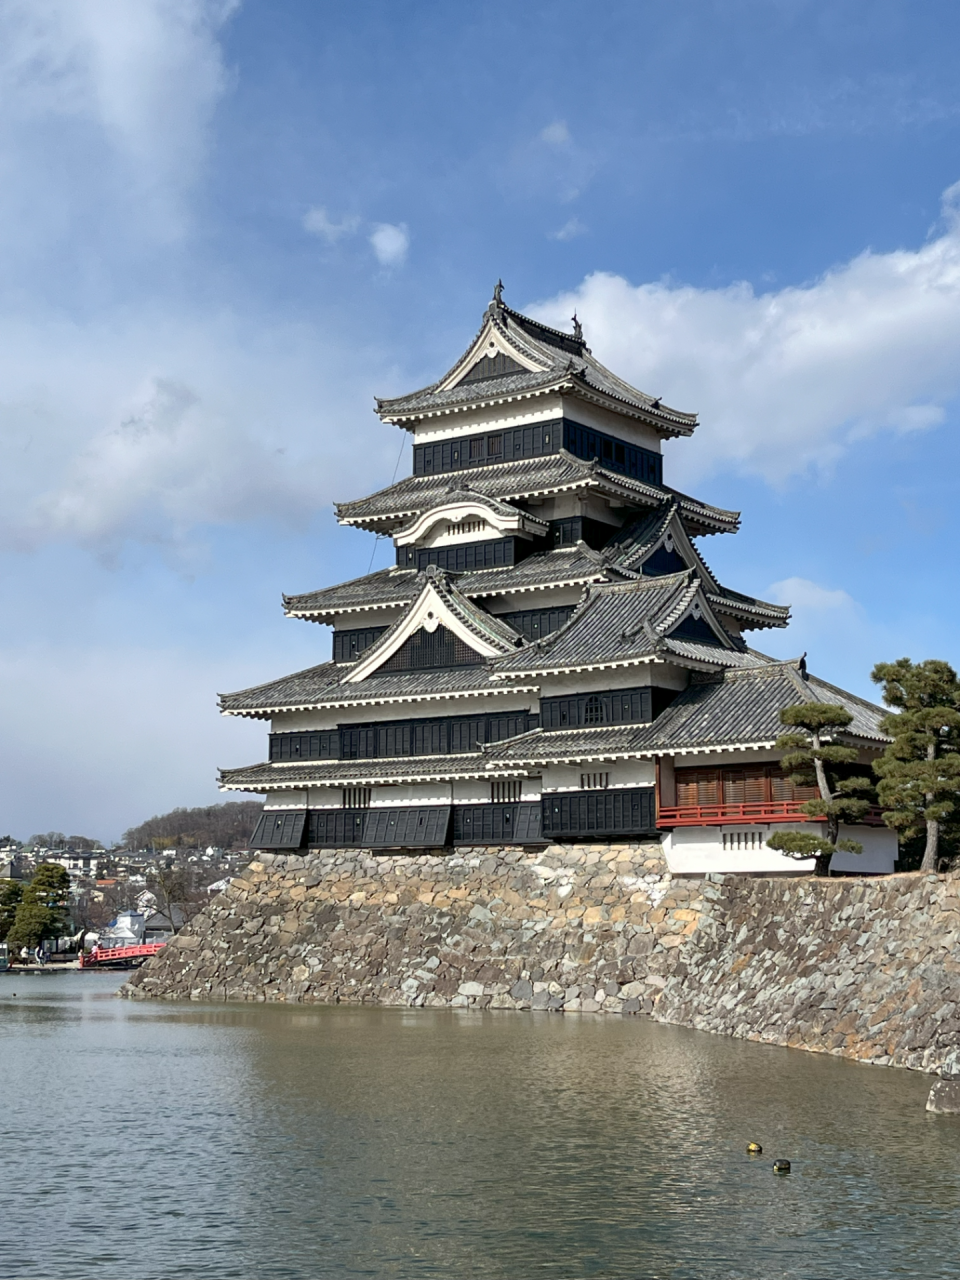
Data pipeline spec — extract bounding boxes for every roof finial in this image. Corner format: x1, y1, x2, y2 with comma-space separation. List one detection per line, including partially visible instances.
571, 311, 583, 343
493, 279, 504, 305
798, 652, 808, 681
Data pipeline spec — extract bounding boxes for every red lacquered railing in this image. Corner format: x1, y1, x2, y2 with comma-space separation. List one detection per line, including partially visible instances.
657, 801, 886, 828
79, 942, 167, 967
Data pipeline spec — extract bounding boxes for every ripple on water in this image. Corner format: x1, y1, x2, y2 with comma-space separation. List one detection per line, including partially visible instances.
0, 972, 955, 1279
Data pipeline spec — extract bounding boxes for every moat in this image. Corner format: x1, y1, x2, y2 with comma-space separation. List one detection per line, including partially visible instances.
3, 972, 960, 1279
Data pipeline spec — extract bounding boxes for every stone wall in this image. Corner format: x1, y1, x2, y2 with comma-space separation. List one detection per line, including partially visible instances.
124, 843, 702, 1014
654, 870, 960, 1075
124, 845, 960, 1076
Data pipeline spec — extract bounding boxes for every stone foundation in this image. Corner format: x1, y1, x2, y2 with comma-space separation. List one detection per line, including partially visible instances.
123, 844, 960, 1076
124, 843, 700, 1014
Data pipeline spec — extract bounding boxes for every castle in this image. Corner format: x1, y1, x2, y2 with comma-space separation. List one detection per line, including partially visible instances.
219, 285, 896, 874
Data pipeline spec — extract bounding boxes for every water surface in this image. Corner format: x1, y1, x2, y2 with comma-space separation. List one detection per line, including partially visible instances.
1, 971, 957, 1279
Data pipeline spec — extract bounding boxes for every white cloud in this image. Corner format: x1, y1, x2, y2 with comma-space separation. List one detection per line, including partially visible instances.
532, 182, 960, 484
0, 0, 236, 243
370, 221, 409, 267
540, 120, 570, 147
303, 205, 360, 243
550, 216, 587, 242
0, 308, 398, 558
760, 577, 875, 689
767, 577, 857, 613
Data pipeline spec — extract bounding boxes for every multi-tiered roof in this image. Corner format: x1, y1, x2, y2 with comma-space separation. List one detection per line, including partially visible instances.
220, 286, 892, 866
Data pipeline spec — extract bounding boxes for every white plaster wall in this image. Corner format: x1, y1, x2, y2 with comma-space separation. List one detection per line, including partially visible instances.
452, 778, 492, 803
558, 397, 663, 451
262, 792, 308, 811
485, 585, 590, 611
409, 393, 664, 455
412, 396, 565, 442
420, 519, 516, 549
307, 786, 342, 809
271, 691, 539, 734
541, 760, 655, 792
537, 665, 688, 697
369, 782, 454, 807
663, 823, 897, 875
331, 607, 405, 630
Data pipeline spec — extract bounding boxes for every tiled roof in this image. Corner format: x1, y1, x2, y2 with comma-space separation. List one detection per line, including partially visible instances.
221, 657, 888, 775
481, 660, 890, 764
220, 661, 538, 719
600, 503, 677, 575
219, 753, 496, 791
284, 548, 610, 621
459, 547, 609, 597
375, 297, 698, 437
481, 724, 661, 765
491, 573, 745, 676
335, 451, 739, 538
598, 504, 789, 631
284, 567, 419, 618
706, 587, 791, 627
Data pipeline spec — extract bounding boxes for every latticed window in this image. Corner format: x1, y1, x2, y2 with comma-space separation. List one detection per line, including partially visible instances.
486, 433, 503, 457
445, 519, 486, 538
342, 787, 371, 809
675, 766, 819, 807
583, 695, 603, 725
722, 830, 763, 851
469, 436, 485, 460
580, 772, 609, 790
491, 779, 522, 803
381, 625, 481, 671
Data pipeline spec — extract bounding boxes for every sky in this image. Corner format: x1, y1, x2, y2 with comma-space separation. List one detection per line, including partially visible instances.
3, 0, 960, 842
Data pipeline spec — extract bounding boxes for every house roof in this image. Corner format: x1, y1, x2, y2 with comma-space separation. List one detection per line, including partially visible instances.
490, 572, 747, 677
283, 547, 610, 621
335, 451, 739, 538
219, 752, 499, 792
375, 294, 699, 438
219, 660, 539, 719
480, 660, 890, 764
283, 537, 786, 634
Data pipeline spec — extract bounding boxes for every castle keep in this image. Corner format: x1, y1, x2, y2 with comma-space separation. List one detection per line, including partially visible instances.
219, 286, 896, 874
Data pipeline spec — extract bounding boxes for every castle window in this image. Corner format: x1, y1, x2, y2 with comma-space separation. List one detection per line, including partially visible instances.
580, 772, 609, 790
445, 519, 486, 538
722, 830, 763, 852
469, 436, 484, 461
486, 433, 503, 457
342, 788, 371, 809
491, 779, 522, 803
583, 695, 603, 725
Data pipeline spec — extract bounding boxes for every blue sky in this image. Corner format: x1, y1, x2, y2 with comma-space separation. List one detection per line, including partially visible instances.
3, 0, 960, 842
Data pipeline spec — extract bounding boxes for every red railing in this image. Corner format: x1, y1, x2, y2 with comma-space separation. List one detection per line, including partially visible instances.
657, 801, 886, 828
80, 942, 167, 968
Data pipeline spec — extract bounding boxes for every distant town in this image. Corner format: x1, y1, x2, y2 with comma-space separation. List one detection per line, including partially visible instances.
0, 800, 261, 965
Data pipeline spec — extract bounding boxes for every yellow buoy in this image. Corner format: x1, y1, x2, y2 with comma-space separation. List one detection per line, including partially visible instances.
773, 1159, 791, 1175
746, 1142, 762, 1154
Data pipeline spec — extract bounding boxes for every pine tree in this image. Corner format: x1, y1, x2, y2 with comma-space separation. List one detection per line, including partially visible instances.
765, 703, 872, 876
870, 658, 960, 873
0, 879, 23, 942
6, 863, 72, 953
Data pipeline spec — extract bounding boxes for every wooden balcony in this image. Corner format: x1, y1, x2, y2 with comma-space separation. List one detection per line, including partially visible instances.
657, 800, 886, 828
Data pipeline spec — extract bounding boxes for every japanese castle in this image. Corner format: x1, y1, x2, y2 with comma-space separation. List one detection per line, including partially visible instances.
221, 285, 896, 874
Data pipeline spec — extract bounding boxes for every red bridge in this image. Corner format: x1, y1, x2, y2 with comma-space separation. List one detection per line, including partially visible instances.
80, 942, 167, 968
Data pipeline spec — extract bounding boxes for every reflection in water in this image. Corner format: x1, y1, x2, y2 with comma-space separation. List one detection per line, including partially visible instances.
0, 972, 956, 1279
